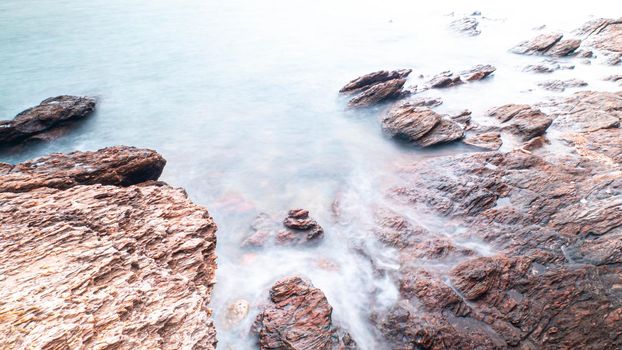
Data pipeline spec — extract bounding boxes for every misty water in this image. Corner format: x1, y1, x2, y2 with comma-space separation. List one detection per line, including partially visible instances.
2, 0, 621, 348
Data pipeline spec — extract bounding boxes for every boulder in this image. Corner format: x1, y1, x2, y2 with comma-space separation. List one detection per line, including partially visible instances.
382, 105, 464, 147
460, 64, 496, 81
253, 276, 356, 350
347, 78, 407, 108
0, 147, 217, 350
488, 104, 552, 140
511, 33, 563, 55
427, 71, 463, 88
339, 69, 411, 94
464, 131, 503, 150
0, 95, 95, 146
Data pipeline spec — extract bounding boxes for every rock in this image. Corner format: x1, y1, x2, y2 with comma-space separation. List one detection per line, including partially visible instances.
0, 148, 218, 350
450, 110, 473, 125
0, 146, 166, 193
547, 39, 582, 56
547, 91, 622, 132
347, 78, 407, 108
606, 53, 621, 65
428, 71, 464, 88
253, 276, 356, 350
416, 118, 465, 147
577, 18, 622, 54
0, 95, 96, 146
511, 33, 563, 55
400, 96, 443, 108
604, 74, 622, 82
522, 135, 548, 151
488, 104, 552, 140
339, 69, 411, 94
278, 209, 324, 245
450, 17, 480, 36
382, 106, 464, 147
464, 131, 503, 150
382, 104, 441, 141
460, 64, 496, 81
223, 299, 250, 329
537, 78, 588, 92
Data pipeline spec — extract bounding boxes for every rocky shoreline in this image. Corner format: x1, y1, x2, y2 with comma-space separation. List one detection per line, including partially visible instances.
1, 15, 621, 350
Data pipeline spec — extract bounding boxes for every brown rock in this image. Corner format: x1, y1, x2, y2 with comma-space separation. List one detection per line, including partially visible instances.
0, 146, 166, 193
382, 105, 441, 141
511, 33, 563, 55
277, 209, 324, 245
460, 64, 496, 81
339, 69, 411, 94
347, 78, 407, 108
548, 91, 622, 132
577, 18, 622, 54
416, 118, 465, 147
0, 149, 217, 349
253, 276, 356, 350
464, 131, 503, 150
428, 71, 464, 88
0, 95, 95, 146
488, 104, 552, 140
547, 39, 582, 57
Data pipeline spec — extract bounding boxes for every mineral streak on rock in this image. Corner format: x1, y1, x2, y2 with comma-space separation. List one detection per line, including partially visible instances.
0, 147, 218, 350
0, 95, 96, 146
253, 276, 357, 350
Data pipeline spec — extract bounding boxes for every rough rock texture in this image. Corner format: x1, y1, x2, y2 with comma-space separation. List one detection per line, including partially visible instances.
0, 147, 218, 350
511, 33, 563, 55
460, 64, 496, 81
537, 78, 588, 92
488, 104, 553, 140
523, 60, 574, 73
427, 71, 463, 88
382, 105, 463, 147
0, 146, 166, 193
243, 209, 325, 247
547, 39, 582, 57
0, 96, 96, 146
339, 69, 411, 94
347, 78, 408, 108
252, 276, 356, 350
372, 90, 622, 349
463, 131, 503, 150
577, 18, 622, 54
449, 17, 480, 36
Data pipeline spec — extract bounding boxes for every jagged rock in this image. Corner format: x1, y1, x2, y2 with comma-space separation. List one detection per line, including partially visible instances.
522, 135, 549, 151
450, 17, 480, 36
511, 33, 563, 55
464, 131, 503, 150
604, 74, 622, 83
450, 110, 473, 125
0, 146, 166, 193
278, 209, 325, 245
0, 95, 96, 146
577, 18, 622, 54
253, 276, 356, 350
428, 71, 463, 88
382, 105, 441, 141
382, 106, 463, 147
547, 91, 622, 132
537, 78, 587, 92
547, 39, 582, 56
460, 64, 496, 81
488, 104, 552, 140
347, 78, 407, 108
339, 69, 411, 94
0, 147, 217, 350
400, 96, 443, 108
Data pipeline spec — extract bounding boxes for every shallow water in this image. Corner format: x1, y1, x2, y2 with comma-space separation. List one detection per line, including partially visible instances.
2, 0, 621, 348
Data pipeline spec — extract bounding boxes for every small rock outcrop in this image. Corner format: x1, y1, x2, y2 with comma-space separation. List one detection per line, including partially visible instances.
537, 78, 588, 92
463, 131, 503, 150
0, 95, 96, 146
450, 17, 480, 36
512, 33, 581, 57
460, 64, 496, 81
382, 104, 464, 147
339, 69, 412, 108
0, 146, 217, 350
252, 276, 356, 350
488, 104, 553, 140
427, 71, 464, 88
243, 209, 325, 247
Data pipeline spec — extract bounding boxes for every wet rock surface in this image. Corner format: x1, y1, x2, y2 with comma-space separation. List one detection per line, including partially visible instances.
449, 17, 480, 36
382, 105, 464, 147
427, 71, 464, 88
340, 69, 412, 108
0, 147, 217, 350
463, 131, 503, 150
373, 90, 622, 349
537, 78, 588, 92
488, 104, 552, 141
0, 95, 96, 146
577, 18, 622, 54
252, 276, 356, 350
460, 64, 496, 81
511, 33, 564, 55
243, 209, 325, 247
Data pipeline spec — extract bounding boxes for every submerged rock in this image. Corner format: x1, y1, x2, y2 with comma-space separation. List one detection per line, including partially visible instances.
278, 209, 325, 245
537, 78, 588, 92
0, 95, 96, 146
0, 147, 217, 350
252, 276, 356, 350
